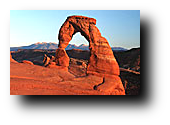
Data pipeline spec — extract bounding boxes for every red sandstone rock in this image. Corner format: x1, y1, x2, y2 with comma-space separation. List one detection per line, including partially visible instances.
10, 61, 126, 95
55, 48, 69, 67
22, 60, 34, 65
95, 76, 125, 95
47, 61, 68, 71
43, 54, 50, 66
57, 15, 119, 76
54, 15, 125, 95
10, 53, 17, 63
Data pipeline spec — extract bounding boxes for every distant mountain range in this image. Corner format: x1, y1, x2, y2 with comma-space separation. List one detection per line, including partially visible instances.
10, 42, 127, 51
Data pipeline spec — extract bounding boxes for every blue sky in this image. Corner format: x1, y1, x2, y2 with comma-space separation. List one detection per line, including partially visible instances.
10, 10, 140, 49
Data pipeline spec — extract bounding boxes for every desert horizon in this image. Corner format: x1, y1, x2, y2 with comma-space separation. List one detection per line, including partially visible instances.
10, 41, 139, 50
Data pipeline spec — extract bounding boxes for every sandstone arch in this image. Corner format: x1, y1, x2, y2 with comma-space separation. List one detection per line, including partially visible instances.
56, 15, 120, 77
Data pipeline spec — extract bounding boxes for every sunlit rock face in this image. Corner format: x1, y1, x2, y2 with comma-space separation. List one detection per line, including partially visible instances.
10, 53, 17, 63
55, 15, 125, 95
56, 15, 120, 77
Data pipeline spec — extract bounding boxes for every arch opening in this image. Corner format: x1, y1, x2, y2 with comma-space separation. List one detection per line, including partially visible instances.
68, 32, 89, 48
66, 32, 90, 77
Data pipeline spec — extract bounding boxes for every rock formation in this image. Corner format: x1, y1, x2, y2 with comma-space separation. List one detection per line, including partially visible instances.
22, 60, 34, 65
43, 54, 51, 67
55, 48, 69, 68
10, 53, 17, 63
54, 15, 125, 95
56, 15, 119, 76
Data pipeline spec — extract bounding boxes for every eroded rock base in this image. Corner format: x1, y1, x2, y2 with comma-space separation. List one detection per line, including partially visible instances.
10, 62, 125, 95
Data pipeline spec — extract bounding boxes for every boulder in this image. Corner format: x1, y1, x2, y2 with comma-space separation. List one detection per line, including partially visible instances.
82, 62, 87, 68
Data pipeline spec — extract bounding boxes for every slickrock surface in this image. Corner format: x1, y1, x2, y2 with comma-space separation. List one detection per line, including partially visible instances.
10, 62, 106, 95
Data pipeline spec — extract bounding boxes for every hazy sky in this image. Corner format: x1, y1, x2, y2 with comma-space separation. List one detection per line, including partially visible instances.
10, 10, 140, 49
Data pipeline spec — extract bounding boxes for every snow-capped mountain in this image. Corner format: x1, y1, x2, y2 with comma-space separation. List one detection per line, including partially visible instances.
10, 42, 127, 51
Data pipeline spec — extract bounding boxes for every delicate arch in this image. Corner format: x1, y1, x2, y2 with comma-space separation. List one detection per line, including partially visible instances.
56, 15, 120, 77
